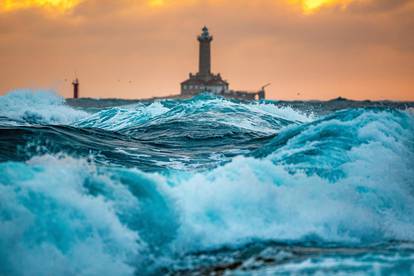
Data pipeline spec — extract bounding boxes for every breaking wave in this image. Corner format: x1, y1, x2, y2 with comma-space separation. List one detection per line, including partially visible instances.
0, 90, 88, 125
0, 90, 413, 275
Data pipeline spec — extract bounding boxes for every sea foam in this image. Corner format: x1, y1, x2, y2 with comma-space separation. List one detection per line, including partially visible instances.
0, 90, 88, 125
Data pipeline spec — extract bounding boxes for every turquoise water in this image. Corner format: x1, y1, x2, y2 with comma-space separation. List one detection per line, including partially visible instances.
0, 90, 414, 275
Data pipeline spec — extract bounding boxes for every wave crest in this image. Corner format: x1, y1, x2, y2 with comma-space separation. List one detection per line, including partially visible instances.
75, 95, 313, 135
0, 90, 88, 125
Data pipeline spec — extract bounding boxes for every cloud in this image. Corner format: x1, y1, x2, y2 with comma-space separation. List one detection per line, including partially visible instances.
347, 0, 412, 13
0, 0, 82, 13
0, 0, 413, 100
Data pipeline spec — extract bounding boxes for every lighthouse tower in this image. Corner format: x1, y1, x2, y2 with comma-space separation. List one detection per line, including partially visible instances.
181, 27, 229, 96
198, 26, 213, 78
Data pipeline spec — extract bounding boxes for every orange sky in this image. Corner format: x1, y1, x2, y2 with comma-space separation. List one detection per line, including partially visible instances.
0, 0, 413, 100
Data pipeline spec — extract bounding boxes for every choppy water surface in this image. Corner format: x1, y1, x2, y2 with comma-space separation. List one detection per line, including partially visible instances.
1, 90, 414, 275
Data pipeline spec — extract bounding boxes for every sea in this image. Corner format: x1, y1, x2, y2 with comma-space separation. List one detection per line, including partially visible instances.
0, 90, 414, 275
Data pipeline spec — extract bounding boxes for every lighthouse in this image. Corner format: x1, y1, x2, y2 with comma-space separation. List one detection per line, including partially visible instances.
180, 27, 266, 100
181, 27, 229, 96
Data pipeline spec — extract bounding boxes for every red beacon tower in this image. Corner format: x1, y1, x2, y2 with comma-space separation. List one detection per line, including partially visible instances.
72, 78, 79, 99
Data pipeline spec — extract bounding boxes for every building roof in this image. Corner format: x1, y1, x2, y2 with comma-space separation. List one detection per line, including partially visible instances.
181, 78, 205, 85
181, 74, 229, 86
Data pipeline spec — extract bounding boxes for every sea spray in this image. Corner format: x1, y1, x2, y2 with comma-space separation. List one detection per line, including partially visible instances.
0, 90, 88, 125
0, 155, 182, 275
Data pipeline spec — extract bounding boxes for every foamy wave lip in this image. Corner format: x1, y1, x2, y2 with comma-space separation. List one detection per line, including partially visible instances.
198, 99, 315, 134
75, 97, 312, 134
246, 102, 315, 123
222, 101, 315, 134
0, 154, 181, 275
0, 90, 89, 125
75, 101, 171, 131
163, 97, 314, 135
0, 155, 144, 275
172, 155, 414, 252
169, 109, 414, 251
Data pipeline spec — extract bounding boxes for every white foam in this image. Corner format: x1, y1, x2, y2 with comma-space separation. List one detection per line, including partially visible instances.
1, 106, 413, 274
173, 97, 314, 134
167, 110, 414, 251
75, 96, 314, 134
75, 101, 170, 131
0, 90, 89, 125
0, 156, 143, 275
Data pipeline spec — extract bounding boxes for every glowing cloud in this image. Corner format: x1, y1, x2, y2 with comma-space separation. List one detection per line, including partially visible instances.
147, 0, 198, 8
0, 0, 362, 14
1, 0, 81, 13
148, 0, 166, 7
290, 0, 355, 14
